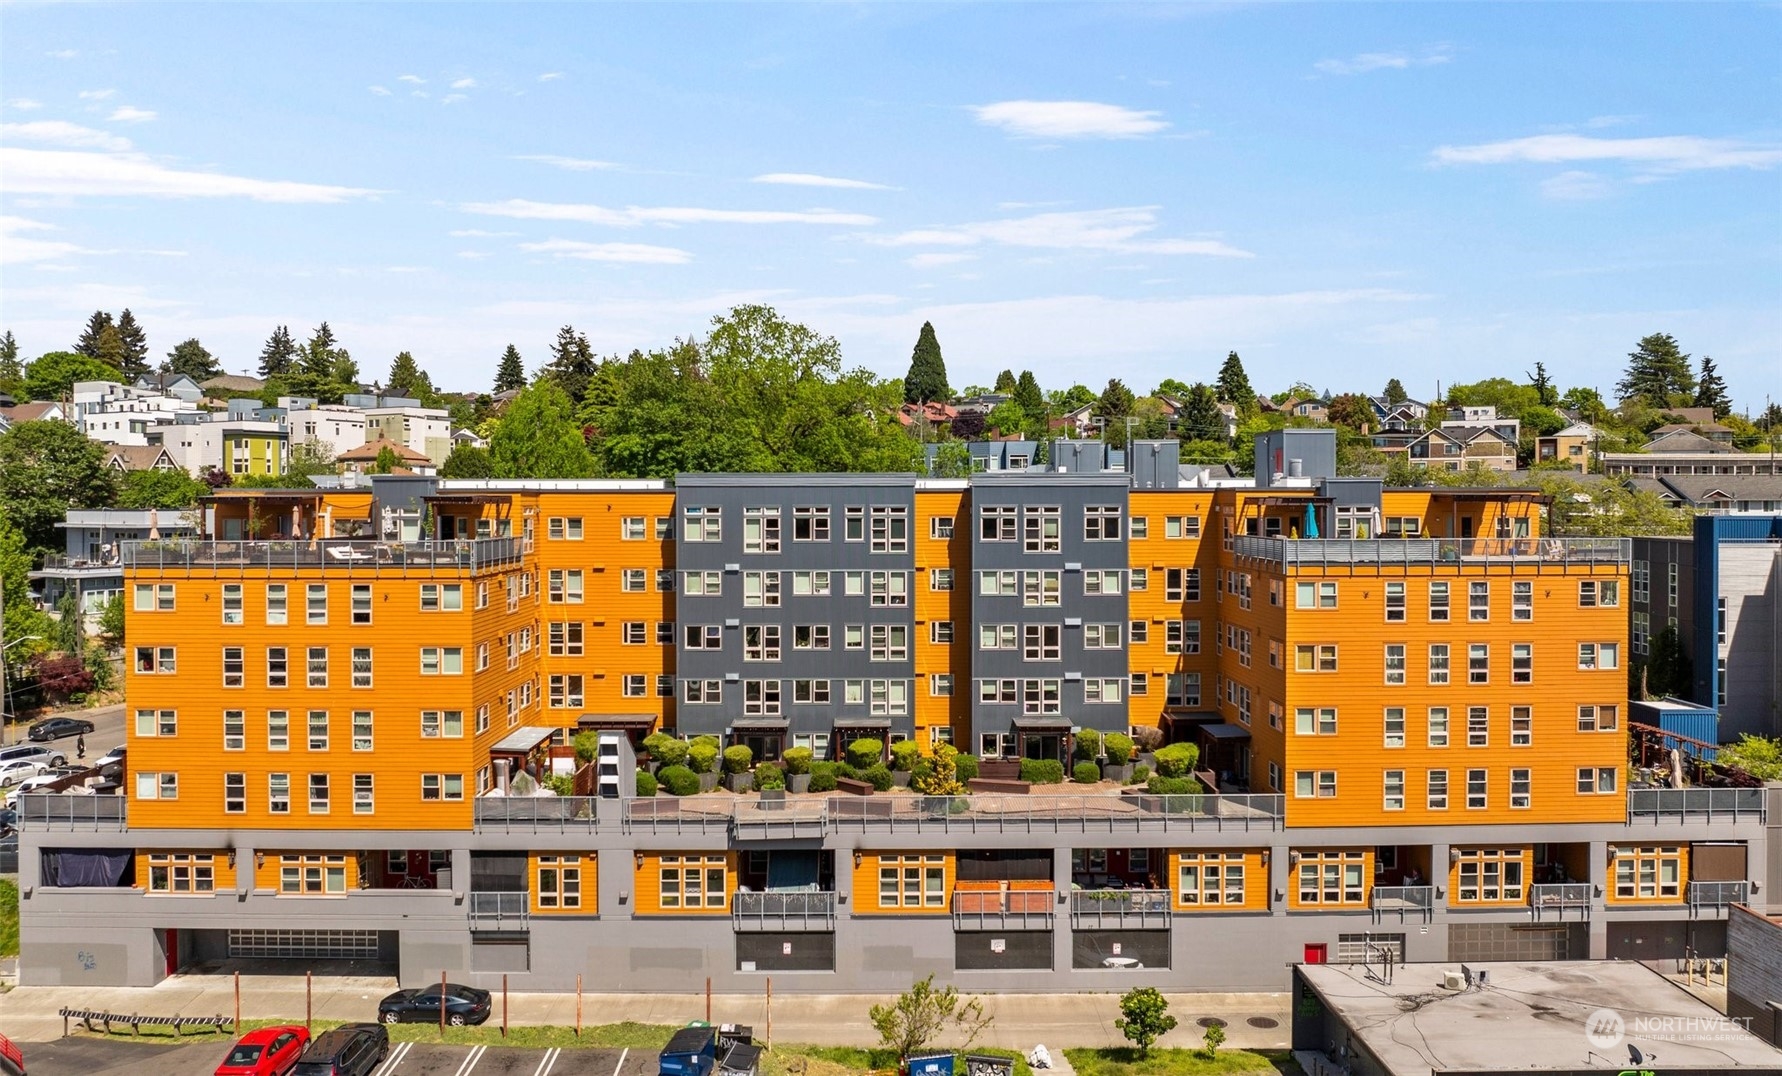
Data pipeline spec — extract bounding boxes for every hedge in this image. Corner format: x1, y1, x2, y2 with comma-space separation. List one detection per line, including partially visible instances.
658, 765, 700, 797
722, 744, 754, 775
890, 740, 922, 773
861, 763, 894, 792
1020, 758, 1065, 785
1073, 761, 1102, 784
782, 746, 813, 775
754, 762, 786, 790
1146, 774, 1198, 796
1073, 729, 1102, 761
845, 738, 885, 769
953, 754, 980, 782
634, 770, 658, 797
1103, 732, 1135, 765
1153, 743, 1199, 778
808, 762, 839, 793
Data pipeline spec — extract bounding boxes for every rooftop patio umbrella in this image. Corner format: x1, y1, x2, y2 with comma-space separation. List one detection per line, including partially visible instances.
147, 508, 160, 541
1305, 503, 1319, 538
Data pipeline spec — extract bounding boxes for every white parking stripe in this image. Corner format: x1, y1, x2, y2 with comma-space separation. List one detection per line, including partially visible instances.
452, 1043, 488, 1076
611, 1046, 629, 1076
374, 1040, 414, 1074
532, 1046, 561, 1076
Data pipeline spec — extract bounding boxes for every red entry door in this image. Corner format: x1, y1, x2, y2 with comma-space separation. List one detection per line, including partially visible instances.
163, 928, 180, 977
1304, 943, 1327, 965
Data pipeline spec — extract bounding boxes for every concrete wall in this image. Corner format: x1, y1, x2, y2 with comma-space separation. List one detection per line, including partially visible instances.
1729, 904, 1782, 1045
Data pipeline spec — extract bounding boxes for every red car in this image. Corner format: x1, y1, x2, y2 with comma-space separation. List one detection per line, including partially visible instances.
0, 1030, 22, 1076
215, 1026, 311, 1076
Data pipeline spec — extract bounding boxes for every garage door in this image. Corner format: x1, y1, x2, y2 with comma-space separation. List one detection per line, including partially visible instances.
228, 930, 381, 959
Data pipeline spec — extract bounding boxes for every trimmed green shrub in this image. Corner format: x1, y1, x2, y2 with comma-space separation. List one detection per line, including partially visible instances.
911, 759, 935, 786
782, 746, 813, 775
808, 762, 839, 793
687, 742, 719, 775
1129, 763, 1151, 785
754, 762, 785, 791
634, 770, 658, 797
890, 740, 922, 773
543, 773, 576, 796
1020, 758, 1066, 785
658, 765, 700, 796
1103, 732, 1135, 765
834, 761, 860, 782
862, 763, 894, 792
722, 744, 754, 775
1146, 774, 1198, 795
1073, 761, 1102, 784
845, 738, 884, 769
953, 754, 980, 782
642, 732, 688, 769
572, 731, 601, 764
1153, 743, 1199, 778
1073, 729, 1103, 761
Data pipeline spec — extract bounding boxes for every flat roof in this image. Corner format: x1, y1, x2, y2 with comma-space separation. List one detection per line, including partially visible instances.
490, 726, 557, 753
1299, 959, 1782, 1075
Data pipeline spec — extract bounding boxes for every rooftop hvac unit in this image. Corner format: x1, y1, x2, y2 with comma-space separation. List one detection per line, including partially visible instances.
1443, 970, 1466, 991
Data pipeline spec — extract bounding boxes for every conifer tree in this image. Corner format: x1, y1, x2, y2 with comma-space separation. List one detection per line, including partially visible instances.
901, 321, 950, 404
1177, 383, 1224, 441
1383, 378, 1408, 405
1616, 333, 1696, 409
165, 338, 223, 382
0, 331, 21, 392
993, 369, 1018, 395
74, 310, 114, 359
387, 351, 424, 397
93, 325, 126, 370
1692, 355, 1731, 418
258, 325, 298, 378
114, 308, 150, 381
1215, 351, 1257, 415
494, 344, 526, 393
544, 325, 595, 403
1527, 361, 1555, 406
302, 323, 339, 379
1014, 370, 1045, 418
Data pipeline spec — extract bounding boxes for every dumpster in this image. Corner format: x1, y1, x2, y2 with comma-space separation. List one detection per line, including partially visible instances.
909, 1053, 956, 1076
718, 1041, 762, 1076
659, 1026, 718, 1076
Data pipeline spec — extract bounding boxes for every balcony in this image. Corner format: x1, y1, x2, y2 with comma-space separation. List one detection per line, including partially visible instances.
15, 794, 127, 831
951, 886, 1056, 931
1688, 880, 1751, 916
1069, 889, 1171, 930
829, 792, 1284, 833
624, 796, 736, 834
31, 554, 122, 576
1530, 883, 1592, 921
467, 891, 529, 932
473, 797, 600, 832
1370, 885, 1435, 924
730, 795, 828, 841
119, 537, 523, 575
1626, 787, 1766, 824
1233, 534, 1630, 572
731, 890, 836, 932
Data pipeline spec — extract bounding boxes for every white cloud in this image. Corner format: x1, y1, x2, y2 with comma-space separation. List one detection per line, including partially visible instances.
463, 198, 878, 227
448, 228, 518, 237
108, 106, 157, 123
862, 207, 1252, 258
512, 154, 617, 171
1314, 46, 1452, 76
1432, 133, 1782, 172
6, 99, 44, 111
971, 100, 1168, 140
0, 216, 88, 265
1, 120, 133, 152
411, 91, 429, 99
78, 89, 115, 101
538, 72, 564, 82
0, 147, 383, 202
1540, 170, 1613, 201
519, 238, 694, 264
398, 74, 426, 84
48, 50, 79, 60
457, 250, 492, 259
906, 252, 978, 269
752, 172, 895, 191
450, 77, 477, 90
442, 94, 468, 105
369, 85, 392, 97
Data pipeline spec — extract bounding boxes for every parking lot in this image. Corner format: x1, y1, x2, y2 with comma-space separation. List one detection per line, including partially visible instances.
21, 1036, 659, 1076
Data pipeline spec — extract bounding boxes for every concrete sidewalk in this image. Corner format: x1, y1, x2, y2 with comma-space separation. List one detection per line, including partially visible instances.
0, 973, 1291, 1051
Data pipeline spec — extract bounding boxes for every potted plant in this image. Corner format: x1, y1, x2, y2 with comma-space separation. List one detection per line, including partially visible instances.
782, 746, 813, 793
723, 744, 755, 792
888, 740, 921, 788
1102, 732, 1135, 783
688, 736, 721, 792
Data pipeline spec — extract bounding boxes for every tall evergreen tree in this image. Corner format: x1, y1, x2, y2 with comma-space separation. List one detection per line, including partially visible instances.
0, 330, 21, 392
1616, 333, 1696, 409
301, 322, 339, 379
993, 369, 1018, 395
543, 325, 596, 403
1214, 351, 1257, 415
1177, 383, 1223, 442
74, 310, 114, 359
114, 308, 150, 381
387, 351, 425, 397
258, 325, 298, 378
494, 344, 526, 393
901, 321, 950, 404
1383, 378, 1408, 405
93, 324, 126, 370
1526, 361, 1555, 406
1013, 370, 1045, 417
1692, 354, 1731, 418
164, 338, 223, 382
1097, 378, 1135, 420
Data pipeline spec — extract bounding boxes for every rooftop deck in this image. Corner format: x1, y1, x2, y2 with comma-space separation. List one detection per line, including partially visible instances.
1234, 534, 1630, 571
119, 537, 524, 574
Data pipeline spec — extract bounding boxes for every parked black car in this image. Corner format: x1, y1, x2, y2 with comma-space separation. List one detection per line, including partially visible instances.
291, 1023, 387, 1076
376, 982, 492, 1025
27, 717, 95, 742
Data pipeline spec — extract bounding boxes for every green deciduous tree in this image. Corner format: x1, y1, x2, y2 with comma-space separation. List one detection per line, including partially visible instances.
98, 590, 126, 647
1715, 735, 1782, 781
22, 351, 123, 401
1048, 384, 1097, 413
258, 325, 298, 378
440, 443, 495, 479
1642, 625, 1693, 699
1693, 354, 1731, 418
114, 308, 150, 381
494, 344, 526, 394
1115, 987, 1177, 1057
164, 338, 223, 382
0, 420, 119, 551
902, 321, 950, 404
1326, 392, 1373, 431
1617, 333, 1696, 409
117, 468, 208, 510
489, 381, 595, 479
0, 514, 55, 661
869, 975, 991, 1065
74, 311, 114, 360
1215, 351, 1257, 416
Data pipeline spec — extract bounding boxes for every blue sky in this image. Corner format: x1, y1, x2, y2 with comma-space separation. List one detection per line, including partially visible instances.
2, 3, 1778, 409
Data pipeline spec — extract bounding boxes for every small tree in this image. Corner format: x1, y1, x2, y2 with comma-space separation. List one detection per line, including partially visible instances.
914, 742, 967, 795
1202, 1022, 1225, 1058
1115, 987, 1177, 1057
97, 591, 126, 648
869, 974, 991, 1065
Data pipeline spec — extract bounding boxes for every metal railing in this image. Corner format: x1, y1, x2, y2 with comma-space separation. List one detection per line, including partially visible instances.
120, 536, 523, 574
1234, 534, 1630, 570
1626, 787, 1767, 824
624, 796, 737, 833
1530, 883, 1592, 921
467, 891, 529, 930
951, 888, 1056, 931
15, 793, 127, 830
731, 890, 836, 931
731, 795, 828, 839
1688, 880, 1751, 913
34, 554, 121, 572
1370, 885, 1435, 923
1068, 889, 1171, 930
828, 792, 1284, 833
473, 797, 599, 832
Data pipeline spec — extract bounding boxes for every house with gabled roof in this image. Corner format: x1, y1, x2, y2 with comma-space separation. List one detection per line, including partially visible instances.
1405, 424, 1518, 472
1536, 421, 1599, 472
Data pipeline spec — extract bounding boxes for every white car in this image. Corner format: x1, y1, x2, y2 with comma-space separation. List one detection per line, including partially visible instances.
0, 759, 48, 788
4, 773, 85, 805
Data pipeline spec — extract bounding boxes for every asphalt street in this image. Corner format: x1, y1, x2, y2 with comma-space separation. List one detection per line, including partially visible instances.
20, 1036, 655, 1076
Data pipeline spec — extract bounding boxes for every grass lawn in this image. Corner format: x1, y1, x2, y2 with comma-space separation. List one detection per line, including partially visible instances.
0, 878, 17, 958
769, 1046, 1031, 1076
1065, 1046, 1299, 1076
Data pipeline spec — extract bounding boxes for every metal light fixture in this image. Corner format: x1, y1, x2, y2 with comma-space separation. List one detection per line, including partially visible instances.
254, 852, 265, 869
635, 852, 644, 869
1450, 848, 1461, 865
227, 850, 236, 868
1288, 851, 1301, 866
853, 850, 863, 868
1260, 849, 1270, 868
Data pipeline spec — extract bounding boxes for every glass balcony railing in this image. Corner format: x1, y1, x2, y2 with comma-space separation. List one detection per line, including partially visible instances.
1626, 787, 1767, 824
467, 891, 529, 930
1687, 880, 1751, 911
120, 537, 523, 574
1530, 883, 1592, 920
731, 890, 836, 931
1234, 534, 1630, 569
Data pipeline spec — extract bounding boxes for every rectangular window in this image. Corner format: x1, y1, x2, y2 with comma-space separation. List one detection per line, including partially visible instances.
306, 646, 328, 688
134, 708, 177, 737
549, 675, 585, 708
622, 674, 647, 698
1455, 849, 1525, 902
1083, 678, 1123, 703
146, 853, 215, 893
1021, 624, 1060, 662
979, 505, 1017, 542
306, 584, 328, 625
1295, 708, 1338, 735
1383, 770, 1405, 811
1383, 708, 1405, 748
1466, 769, 1488, 809
1467, 643, 1489, 684
1175, 852, 1247, 906
419, 647, 462, 675
1427, 708, 1449, 748
1292, 770, 1338, 798
1510, 769, 1531, 809
268, 773, 290, 814
1579, 579, 1620, 608
793, 678, 832, 704
218, 645, 244, 688
221, 583, 243, 624
419, 583, 464, 611
1084, 506, 1123, 541
1512, 581, 1533, 621
1022, 505, 1061, 553
1578, 766, 1618, 794
1130, 568, 1148, 592
793, 506, 830, 542
1384, 644, 1406, 685
743, 571, 781, 607
537, 855, 584, 909
1164, 515, 1201, 539
1427, 769, 1448, 810
930, 621, 954, 644
278, 854, 347, 894
870, 505, 908, 553
743, 507, 781, 554
224, 773, 246, 814
547, 516, 584, 541
1468, 581, 1489, 621
135, 582, 176, 611
1294, 852, 1366, 906
1294, 644, 1338, 672
421, 773, 466, 801
1083, 569, 1123, 595
929, 568, 954, 592
1427, 643, 1450, 685
1467, 707, 1489, 747
1165, 672, 1201, 707
877, 854, 947, 908
308, 773, 329, 814
1510, 706, 1532, 746
1612, 845, 1682, 900
1428, 581, 1449, 622
1384, 582, 1405, 622
306, 710, 328, 750
658, 854, 729, 909
744, 624, 783, 662
1511, 643, 1532, 684
266, 647, 288, 688
1084, 623, 1122, 649
134, 646, 177, 674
